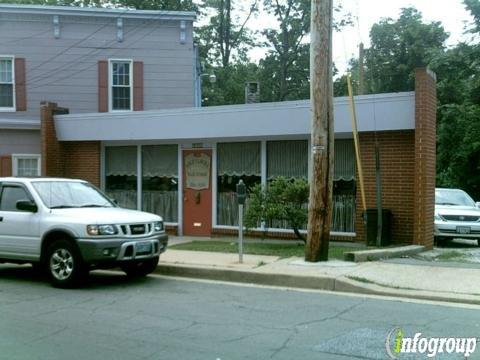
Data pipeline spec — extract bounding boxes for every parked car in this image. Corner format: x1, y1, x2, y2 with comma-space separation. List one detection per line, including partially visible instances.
0, 177, 168, 287
435, 188, 480, 246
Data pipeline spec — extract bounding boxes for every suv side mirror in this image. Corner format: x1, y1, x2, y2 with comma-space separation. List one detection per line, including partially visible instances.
16, 200, 38, 213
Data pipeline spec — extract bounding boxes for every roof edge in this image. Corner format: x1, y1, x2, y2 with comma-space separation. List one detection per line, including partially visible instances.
0, 119, 40, 130
0, 4, 196, 21
55, 91, 415, 121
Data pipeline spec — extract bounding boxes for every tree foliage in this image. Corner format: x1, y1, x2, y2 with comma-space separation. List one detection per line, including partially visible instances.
197, 0, 258, 68
335, 7, 448, 96
245, 178, 309, 242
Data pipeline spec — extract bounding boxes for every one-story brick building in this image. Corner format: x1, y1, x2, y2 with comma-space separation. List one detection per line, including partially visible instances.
38, 68, 436, 249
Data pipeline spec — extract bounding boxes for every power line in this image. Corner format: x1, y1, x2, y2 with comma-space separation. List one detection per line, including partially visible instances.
25, 7, 131, 76
28, 15, 188, 90
26, 9, 184, 86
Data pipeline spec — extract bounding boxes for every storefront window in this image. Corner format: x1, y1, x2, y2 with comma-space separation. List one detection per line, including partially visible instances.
217, 142, 261, 226
105, 146, 137, 209
267, 140, 308, 180
332, 139, 356, 233
266, 140, 308, 229
265, 139, 356, 233
142, 145, 178, 223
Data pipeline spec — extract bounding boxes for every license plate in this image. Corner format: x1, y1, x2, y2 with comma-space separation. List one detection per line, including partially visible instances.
136, 242, 152, 254
456, 226, 471, 234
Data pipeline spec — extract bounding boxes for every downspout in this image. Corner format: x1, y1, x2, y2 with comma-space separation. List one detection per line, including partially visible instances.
193, 44, 202, 107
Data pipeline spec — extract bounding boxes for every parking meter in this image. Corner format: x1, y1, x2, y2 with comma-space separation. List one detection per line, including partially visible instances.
236, 180, 246, 263
236, 180, 247, 205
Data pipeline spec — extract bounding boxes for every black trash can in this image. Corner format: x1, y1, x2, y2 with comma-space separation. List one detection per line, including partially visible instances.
364, 209, 392, 247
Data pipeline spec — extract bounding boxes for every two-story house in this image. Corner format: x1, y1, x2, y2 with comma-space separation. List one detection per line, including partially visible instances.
0, 4, 197, 177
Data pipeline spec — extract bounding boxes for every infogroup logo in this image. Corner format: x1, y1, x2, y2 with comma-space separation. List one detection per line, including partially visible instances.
385, 327, 478, 359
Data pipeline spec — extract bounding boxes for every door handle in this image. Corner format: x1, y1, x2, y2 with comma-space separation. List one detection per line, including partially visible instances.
0, 217, 3, 222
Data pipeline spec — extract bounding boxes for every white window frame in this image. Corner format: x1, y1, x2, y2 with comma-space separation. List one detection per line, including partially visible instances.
12, 154, 41, 177
108, 59, 133, 112
0, 55, 16, 112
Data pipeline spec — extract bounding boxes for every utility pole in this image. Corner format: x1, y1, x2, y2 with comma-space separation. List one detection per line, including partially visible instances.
358, 43, 365, 96
305, 0, 334, 262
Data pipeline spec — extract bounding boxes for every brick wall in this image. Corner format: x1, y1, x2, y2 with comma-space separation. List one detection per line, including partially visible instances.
353, 130, 416, 244
62, 142, 101, 187
41, 102, 101, 186
40, 102, 64, 177
413, 68, 437, 249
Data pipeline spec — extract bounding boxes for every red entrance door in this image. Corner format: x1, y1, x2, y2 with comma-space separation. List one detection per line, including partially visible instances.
182, 149, 212, 236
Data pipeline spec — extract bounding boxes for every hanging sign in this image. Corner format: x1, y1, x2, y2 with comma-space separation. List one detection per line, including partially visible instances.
185, 153, 211, 190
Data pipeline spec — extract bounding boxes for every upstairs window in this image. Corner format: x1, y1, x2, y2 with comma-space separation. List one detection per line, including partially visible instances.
109, 59, 132, 111
0, 57, 14, 110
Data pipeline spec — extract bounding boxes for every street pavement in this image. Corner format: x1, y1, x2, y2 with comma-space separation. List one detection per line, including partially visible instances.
0, 265, 480, 360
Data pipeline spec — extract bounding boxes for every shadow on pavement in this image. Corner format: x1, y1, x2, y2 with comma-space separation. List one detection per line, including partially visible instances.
0, 264, 161, 289
436, 238, 479, 248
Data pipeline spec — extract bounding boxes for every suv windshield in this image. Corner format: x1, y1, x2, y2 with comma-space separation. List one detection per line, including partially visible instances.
435, 189, 475, 207
32, 181, 114, 209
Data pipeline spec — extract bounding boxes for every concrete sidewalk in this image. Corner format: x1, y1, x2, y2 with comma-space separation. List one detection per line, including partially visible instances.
156, 247, 480, 305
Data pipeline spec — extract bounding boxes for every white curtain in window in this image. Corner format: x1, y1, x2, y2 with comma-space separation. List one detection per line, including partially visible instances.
218, 142, 261, 176
105, 146, 137, 176
142, 145, 178, 178
334, 139, 356, 181
267, 140, 308, 179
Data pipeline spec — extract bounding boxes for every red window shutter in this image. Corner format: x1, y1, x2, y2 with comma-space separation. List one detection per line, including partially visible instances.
98, 60, 108, 112
133, 61, 144, 111
0, 156, 12, 177
15, 58, 26, 111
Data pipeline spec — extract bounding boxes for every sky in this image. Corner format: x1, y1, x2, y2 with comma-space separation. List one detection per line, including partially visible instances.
244, 0, 474, 74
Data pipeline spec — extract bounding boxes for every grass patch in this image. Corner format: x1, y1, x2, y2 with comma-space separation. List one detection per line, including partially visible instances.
436, 251, 465, 261
170, 240, 359, 259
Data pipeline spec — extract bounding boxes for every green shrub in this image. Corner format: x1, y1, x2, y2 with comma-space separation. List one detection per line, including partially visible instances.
244, 177, 309, 242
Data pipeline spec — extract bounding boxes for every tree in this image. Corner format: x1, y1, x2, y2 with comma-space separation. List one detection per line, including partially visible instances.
364, 7, 448, 94
201, 62, 260, 106
198, 0, 258, 68
429, 42, 480, 198
113, 0, 197, 11
259, 0, 311, 102
245, 178, 309, 242
258, 1, 351, 102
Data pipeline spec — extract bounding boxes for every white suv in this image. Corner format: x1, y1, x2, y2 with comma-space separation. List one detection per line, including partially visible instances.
0, 177, 168, 287
435, 188, 480, 246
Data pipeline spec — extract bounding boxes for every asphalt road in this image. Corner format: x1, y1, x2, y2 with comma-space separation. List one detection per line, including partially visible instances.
0, 265, 479, 360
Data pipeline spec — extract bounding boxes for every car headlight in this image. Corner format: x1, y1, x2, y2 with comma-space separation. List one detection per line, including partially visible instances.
87, 224, 118, 236
153, 221, 164, 232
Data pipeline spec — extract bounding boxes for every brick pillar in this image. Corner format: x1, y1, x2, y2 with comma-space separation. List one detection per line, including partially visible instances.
40, 101, 68, 177
63, 142, 101, 187
413, 68, 437, 249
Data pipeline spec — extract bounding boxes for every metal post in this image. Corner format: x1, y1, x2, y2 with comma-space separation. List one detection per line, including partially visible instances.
238, 203, 244, 263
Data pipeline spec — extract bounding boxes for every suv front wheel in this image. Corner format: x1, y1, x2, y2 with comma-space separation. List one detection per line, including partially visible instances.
46, 240, 88, 288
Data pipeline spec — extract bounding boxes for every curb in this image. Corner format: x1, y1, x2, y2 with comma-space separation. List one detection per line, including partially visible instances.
344, 245, 426, 262
156, 264, 336, 290
154, 264, 480, 306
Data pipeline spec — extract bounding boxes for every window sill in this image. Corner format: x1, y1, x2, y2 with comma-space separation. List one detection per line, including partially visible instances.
109, 109, 133, 113
0, 108, 16, 112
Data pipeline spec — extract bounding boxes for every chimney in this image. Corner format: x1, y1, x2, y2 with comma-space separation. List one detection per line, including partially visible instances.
245, 82, 260, 104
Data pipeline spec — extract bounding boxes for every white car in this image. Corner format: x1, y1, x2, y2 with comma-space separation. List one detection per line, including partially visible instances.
0, 177, 168, 287
435, 188, 480, 246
